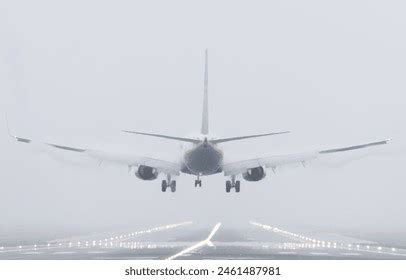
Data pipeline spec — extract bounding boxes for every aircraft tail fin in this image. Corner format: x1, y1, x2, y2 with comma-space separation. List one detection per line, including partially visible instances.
201, 49, 209, 135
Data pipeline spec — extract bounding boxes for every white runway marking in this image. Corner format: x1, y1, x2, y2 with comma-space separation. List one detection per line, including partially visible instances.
53, 251, 76, 255
87, 251, 108, 254
0, 245, 69, 254
356, 248, 406, 258
309, 252, 330, 256
20, 251, 43, 255
340, 252, 361, 256
165, 223, 221, 260
277, 251, 297, 255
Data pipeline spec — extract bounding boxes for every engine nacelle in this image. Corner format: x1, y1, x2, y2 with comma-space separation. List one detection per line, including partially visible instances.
135, 165, 159, 180
242, 166, 266, 181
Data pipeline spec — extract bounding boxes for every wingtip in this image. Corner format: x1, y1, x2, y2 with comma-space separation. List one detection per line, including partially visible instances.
4, 114, 15, 139
274, 130, 290, 135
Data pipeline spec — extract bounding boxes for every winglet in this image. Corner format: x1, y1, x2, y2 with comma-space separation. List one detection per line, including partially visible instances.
5, 114, 14, 139
5, 115, 32, 143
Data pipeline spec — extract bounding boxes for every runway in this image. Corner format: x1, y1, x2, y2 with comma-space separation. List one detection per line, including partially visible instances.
1, 221, 405, 260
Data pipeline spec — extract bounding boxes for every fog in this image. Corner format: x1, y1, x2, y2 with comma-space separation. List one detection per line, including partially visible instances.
0, 0, 405, 235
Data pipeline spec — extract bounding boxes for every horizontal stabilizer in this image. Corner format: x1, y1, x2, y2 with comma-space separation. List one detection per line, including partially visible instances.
122, 130, 200, 143
210, 131, 290, 144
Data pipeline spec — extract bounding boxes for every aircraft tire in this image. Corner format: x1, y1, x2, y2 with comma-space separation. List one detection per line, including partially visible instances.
161, 180, 167, 192
235, 181, 241, 193
226, 181, 232, 192
170, 181, 176, 192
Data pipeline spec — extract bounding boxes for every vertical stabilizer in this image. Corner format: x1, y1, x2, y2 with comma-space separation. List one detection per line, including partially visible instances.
201, 49, 209, 135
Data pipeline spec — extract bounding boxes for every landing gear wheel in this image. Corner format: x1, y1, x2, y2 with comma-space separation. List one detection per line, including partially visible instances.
225, 180, 241, 193
161, 180, 167, 192
226, 181, 232, 193
195, 180, 202, 187
235, 180, 241, 193
170, 181, 176, 192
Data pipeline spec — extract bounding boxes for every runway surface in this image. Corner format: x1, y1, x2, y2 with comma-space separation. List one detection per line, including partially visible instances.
1, 221, 405, 260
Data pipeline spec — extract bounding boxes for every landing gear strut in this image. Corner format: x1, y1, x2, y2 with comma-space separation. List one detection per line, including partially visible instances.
195, 174, 202, 187
162, 175, 176, 192
226, 176, 240, 193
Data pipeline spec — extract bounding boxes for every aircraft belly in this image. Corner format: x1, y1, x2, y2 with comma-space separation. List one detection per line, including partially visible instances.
183, 145, 223, 175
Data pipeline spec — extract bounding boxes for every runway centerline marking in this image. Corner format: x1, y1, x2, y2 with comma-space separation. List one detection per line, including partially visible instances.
165, 223, 221, 260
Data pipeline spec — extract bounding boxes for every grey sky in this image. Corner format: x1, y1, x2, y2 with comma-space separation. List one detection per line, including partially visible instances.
0, 0, 405, 233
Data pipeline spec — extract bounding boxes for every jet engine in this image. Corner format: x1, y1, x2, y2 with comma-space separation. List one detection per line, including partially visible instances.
242, 166, 266, 181
135, 165, 159, 180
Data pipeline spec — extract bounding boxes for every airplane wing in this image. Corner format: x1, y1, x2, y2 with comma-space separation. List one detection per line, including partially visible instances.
222, 140, 390, 176
9, 133, 181, 176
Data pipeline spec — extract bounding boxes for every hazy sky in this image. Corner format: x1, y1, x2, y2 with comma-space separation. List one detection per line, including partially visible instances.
1, 0, 405, 233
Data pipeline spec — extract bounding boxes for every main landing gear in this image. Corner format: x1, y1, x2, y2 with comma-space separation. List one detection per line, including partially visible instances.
226, 176, 240, 193
195, 174, 202, 187
162, 175, 176, 192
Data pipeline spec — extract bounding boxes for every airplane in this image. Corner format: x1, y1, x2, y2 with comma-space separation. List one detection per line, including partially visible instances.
8, 50, 390, 193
